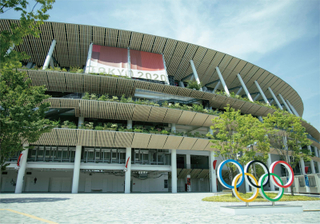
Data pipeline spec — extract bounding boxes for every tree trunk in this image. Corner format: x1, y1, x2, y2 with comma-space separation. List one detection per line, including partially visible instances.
229, 170, 235, 197
290, 184, 294, 196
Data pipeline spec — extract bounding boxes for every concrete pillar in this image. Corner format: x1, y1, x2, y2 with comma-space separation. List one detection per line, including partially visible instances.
127, 47, 131, 78
72, 145, 82, 193
190, 60, 203, 91
43, 40, 56, 70
186, 154, 191, 169
125, 147, 132, 193
127, 120, 132, 129
171, 149, 177, 193
171, 123, 176, 133
186, 154, 191, 192
162, 54, 170, 85
286, 100, 300, 117
5, 43, 15, 56
212, 81, 221, 94
179, 81, 185, 88
209, 151, 217, 192
215, 67, 230, 96
15, 144, 29, 193
85, 43, 93, 73
253, 93, 261, 101
278, 94, 293, 114
315, 147, 320, 172
267, 154, 275, 191
209, 128, 213, 135
78, 117, 84, 129
236, 87, 243, 96
268, 87, 283, 110
300, 158, 310, 192
254, 81, 270, 105
308, 146, 316, 174
237, 74, 253, 102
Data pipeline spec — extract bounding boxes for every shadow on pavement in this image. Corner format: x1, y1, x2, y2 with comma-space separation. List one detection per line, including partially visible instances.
0, 197, 70, 204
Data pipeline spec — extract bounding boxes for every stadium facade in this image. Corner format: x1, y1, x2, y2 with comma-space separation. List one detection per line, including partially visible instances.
1, 19, 320, 194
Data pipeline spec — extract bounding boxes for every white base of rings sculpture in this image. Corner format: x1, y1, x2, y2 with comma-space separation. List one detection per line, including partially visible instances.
217, 160, 303, 215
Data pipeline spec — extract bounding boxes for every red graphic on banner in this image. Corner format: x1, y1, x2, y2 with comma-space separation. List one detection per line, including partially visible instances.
130, 50, 164, 71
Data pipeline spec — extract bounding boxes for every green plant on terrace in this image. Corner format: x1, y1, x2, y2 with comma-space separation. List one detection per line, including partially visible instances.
82, 92, 90, 100
186, 80, 202, 90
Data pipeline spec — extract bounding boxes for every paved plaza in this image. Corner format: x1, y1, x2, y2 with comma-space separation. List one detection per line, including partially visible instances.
0, 193, 320, 223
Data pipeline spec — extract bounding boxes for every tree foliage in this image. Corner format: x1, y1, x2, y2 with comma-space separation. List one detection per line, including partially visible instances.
208, 106, 270, 187
0, 0, 55, 68
264, 109, 312, 171
0, 0, 56, 170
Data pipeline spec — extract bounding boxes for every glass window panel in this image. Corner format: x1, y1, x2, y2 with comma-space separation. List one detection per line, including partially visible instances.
95, 150, 101, 160
112, 149, 118, 159
62, 149, 69, 159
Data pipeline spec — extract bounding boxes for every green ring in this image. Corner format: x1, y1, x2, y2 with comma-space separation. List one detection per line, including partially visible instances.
260, 173, 284, 202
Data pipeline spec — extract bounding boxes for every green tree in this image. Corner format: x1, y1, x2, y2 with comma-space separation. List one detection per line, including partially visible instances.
207, 106, 271, 194
0, 0, 56, 172
1, 0, 55, 68
264, 109, 312, 195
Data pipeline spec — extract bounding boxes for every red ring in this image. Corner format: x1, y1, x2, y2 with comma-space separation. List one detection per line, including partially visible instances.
271, 161, 294, 188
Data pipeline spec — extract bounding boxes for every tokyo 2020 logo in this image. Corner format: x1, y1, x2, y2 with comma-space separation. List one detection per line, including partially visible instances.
217, 160, 294, 202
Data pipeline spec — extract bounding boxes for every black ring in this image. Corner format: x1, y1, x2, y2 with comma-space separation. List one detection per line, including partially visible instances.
244, 160, 270, 188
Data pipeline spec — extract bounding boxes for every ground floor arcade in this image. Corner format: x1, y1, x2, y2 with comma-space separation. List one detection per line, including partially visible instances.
1, 144, 320, 194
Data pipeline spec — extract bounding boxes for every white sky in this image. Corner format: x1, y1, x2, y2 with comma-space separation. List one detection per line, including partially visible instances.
3, 0, 320, 132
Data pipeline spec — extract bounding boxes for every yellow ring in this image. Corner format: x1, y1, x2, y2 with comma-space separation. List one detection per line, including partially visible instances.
233, 173, 259, 202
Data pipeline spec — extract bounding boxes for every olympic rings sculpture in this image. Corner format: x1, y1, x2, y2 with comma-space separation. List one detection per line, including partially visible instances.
217, 160, 294, 202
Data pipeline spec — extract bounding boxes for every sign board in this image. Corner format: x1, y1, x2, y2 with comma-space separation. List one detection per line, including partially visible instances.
89, 45, 167, 82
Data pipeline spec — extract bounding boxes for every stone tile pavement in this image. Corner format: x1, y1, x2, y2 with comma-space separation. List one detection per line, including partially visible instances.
0, 193, 320, 223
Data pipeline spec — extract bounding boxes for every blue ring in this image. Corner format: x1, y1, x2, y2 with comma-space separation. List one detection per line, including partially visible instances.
218, 159, 245, 189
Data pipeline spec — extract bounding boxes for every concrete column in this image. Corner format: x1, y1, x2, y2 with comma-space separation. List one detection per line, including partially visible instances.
15, 144, 29, 193
236, 87, 243, 96
171, 149, 177, 193
127, 120, 132, 129
186, 153, 191, 192
162, 54, 170, 85
43, 40, 56, 70
268, 87, 283, 110
308, 146, 316, 174
315, 147, 320, 172
190, 60, 203, 91
300, 158, 310, 192
215, 67, 230, 96
72, 145, 82, 193
78, 117, 84, 129
314, 146, 319, 157
5, 43, 15, 56
209, 128, 213, 135
85, 43, 93, 73
125, 147, 132, 193
237, 74, 253, 102
267, 154, 275, 191
253, 93, 260, 101
186, 154, 191, 169
286, 100, 300, 117
209, 151, 217, 192
171, 123, 176, 133
179, 81, 185, 88
212, 81, 221, 93
278, 94, 293, 114
254, 81, 270, 105
127, 47, 131, 78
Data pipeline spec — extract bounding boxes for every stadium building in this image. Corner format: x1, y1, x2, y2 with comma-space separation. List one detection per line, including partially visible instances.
1, 19, 320, 194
